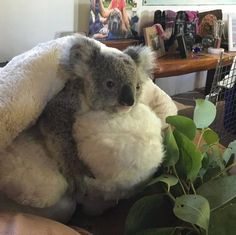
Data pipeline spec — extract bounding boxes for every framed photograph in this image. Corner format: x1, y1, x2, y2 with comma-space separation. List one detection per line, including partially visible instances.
88, 0, 139, 41
143, 26, 165, 58
228, 14, 236, 51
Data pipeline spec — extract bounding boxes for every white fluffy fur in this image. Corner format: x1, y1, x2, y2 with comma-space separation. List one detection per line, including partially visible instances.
0, 130, 68, 208
73, 103, 164, 201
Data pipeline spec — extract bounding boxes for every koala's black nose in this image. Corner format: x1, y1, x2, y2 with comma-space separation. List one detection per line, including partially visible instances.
118, 85, 134, 106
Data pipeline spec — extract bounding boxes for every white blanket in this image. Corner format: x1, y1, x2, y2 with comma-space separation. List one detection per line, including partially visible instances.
0, 36, 76, 150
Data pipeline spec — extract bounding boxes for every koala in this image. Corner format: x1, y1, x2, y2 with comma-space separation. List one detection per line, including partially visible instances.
0, 35, 165, 221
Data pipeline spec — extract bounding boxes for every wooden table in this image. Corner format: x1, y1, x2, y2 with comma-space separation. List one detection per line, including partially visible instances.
102, 39, 140, 50
154, 51, 236, 95
154, 51, 236, 78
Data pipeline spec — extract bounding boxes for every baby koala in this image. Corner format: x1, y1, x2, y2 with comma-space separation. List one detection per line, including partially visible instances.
39, 36, 164, 215
0, 35, 165, 221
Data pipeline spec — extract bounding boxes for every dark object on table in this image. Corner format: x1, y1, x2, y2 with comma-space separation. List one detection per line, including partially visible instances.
176, 34, 187, 59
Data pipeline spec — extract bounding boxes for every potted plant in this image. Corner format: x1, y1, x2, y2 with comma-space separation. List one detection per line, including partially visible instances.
125, 99, 236, 235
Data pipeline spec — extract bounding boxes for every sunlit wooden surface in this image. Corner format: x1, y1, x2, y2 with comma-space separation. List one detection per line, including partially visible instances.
155, 52, 236, 78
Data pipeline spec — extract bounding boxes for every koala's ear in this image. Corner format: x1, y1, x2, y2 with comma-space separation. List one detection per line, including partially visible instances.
61, 35, 101, 78
123, 46, 157, 77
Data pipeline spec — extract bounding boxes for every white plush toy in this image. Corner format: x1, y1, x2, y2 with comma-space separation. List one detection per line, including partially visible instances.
0, 35, 177, 222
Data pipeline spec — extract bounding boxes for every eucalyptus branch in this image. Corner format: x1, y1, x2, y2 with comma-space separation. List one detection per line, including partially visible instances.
165, 190, 176, 202
192, 224, 201, 235
173, 166, 187, 195
183, 180, 191, 194
190, 182, 197, 195
197, 128, 205, 149
211, 161, 236, 180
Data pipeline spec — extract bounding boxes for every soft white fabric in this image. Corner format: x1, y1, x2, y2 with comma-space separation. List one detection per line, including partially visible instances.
0, 36, 75, 150
140, 78, 177, 129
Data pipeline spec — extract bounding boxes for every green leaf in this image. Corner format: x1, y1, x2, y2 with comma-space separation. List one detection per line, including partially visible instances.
202, 166, 222, 183
147, 175, 178, 191
203, 129, 219, 145
125, 194, 173, 235
209, 203, 236, 235
207, 145, 225, 170
228, 140, 236, 153
223, 140, 236, 165
223, 148, 234, 166
174, 130, 203, 182
193, 99, 216, 129
173, 194, 210, 232
137, 227, 176, 235
197, 175, 236, 211
163, 128, 179, 167
166, 115, 196, 140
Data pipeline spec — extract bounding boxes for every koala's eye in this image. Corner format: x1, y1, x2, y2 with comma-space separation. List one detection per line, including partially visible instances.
136, 83, 141, 90
106, 80, 115, 89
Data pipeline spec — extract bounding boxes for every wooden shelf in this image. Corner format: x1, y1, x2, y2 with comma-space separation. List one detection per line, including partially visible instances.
101, 39, 140, 50
155, 52, 236, 78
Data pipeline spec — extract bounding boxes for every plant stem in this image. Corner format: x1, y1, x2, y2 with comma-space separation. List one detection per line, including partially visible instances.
192, 224, 201, 235
212, 161, 236, 180
190, 182, 197, 195
166, 190, 176, 202
173, 166, 187, 195
197, 129, 205, 149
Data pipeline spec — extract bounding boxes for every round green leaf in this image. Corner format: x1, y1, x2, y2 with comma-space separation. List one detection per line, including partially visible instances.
193, 99, 216, 129
147, 174, 178, 191
209, 203, 236, 235
125, 194, 173, 235
197, 175, 236, 211
166, 115, 196, 140
203, 129, 219, 144
163, 128, 179, 167
137, 227, 176, 235
223, 140, 236, 165
174, 130, 203, 182
173, 194, 210, 232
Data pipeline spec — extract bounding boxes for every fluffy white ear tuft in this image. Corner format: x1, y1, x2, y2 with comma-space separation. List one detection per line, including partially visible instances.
123, 46, 157, 77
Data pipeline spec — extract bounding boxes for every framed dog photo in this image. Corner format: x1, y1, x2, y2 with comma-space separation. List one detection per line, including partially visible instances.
228, 14, 236, 51
88, 0, 139, 41
143, 26, 166, 58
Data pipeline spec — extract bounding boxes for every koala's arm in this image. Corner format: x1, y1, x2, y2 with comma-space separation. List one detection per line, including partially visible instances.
140, 78, 178, 129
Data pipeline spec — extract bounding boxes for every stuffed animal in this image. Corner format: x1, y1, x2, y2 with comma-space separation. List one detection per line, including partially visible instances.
0, 35, 177, 222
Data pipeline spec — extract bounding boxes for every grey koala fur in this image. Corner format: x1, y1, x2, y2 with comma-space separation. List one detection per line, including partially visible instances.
0, 35, 158, 221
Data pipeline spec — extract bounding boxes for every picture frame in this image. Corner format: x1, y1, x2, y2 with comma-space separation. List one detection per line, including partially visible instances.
143, 26, 165, 58
88, 0, 139, 41
228, 14, 236, 51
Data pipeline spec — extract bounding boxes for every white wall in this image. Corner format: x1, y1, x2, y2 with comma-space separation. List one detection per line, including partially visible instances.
0, 0, 75, 62
155, 72, 207, 96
